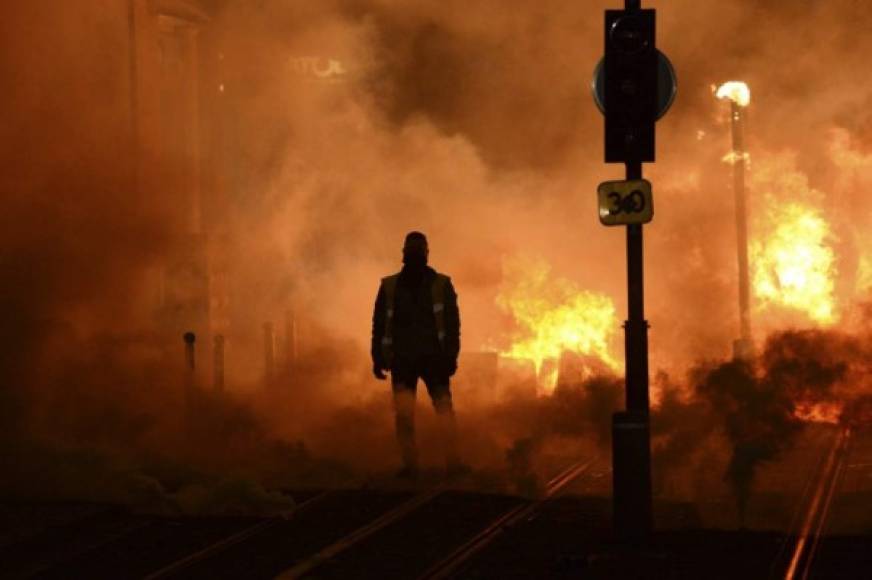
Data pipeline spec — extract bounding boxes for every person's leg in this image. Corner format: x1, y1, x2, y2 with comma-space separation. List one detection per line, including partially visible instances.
391, 363, 419, 476
422, 363, 461, 471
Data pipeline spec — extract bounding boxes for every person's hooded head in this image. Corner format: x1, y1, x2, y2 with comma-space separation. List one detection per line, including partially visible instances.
402, 231, 429, 269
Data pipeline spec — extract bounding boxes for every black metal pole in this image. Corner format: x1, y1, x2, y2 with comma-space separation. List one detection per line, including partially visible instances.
612, 161, 653, 544
624, 162, 649, 413
625, 0, 647, 411
183, 331, 196, 432
623, 0, 650, 414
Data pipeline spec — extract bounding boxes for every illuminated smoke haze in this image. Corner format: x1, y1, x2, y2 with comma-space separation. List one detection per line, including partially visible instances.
4, 0, 872, 520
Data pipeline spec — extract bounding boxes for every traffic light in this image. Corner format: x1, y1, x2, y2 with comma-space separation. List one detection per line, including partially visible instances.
604, 9, 657, 163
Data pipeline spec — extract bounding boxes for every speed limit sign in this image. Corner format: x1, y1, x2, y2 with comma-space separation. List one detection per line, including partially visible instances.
597, 179, 653, 226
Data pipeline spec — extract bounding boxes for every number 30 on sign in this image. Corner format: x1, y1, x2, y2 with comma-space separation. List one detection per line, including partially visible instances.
597, 179, 654, 226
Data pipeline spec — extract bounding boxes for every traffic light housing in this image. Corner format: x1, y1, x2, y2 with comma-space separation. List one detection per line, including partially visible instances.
604, 9, 657, 163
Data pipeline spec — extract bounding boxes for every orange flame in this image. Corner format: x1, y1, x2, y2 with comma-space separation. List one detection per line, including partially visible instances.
496, 256, 619, 394
749, 152, 839, 326
794, 402, 842, 425
752, 203, 838, 324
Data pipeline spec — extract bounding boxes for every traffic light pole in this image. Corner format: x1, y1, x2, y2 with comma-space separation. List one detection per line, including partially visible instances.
612, 161, 653, 545
624, 161, 649, 414
609, 0, 654, 546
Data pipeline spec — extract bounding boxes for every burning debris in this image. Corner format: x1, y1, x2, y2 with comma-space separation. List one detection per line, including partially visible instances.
496, 255, 619, 394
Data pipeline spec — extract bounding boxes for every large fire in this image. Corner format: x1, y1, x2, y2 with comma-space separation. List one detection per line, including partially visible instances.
748, 151, 840, 326
496, 256, 619, 394
752, 203, 838, 325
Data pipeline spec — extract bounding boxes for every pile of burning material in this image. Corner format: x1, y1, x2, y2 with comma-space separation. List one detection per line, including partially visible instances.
496, 255, 620, 395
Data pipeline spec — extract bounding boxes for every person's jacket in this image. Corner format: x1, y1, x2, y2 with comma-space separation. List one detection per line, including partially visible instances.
371, 265, 460, 368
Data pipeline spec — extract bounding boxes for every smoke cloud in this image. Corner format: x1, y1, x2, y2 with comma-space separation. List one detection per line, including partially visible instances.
4, 0, 872, 520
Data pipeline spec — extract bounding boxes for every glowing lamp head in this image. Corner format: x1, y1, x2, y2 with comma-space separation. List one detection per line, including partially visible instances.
716, 81, 751, 107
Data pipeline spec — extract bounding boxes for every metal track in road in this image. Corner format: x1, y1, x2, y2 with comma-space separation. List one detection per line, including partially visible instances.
1, 509, 152, 580
417, 458, 597, 580
779, 426, 852, 580
274, 488, 444, 579
144, 490, 334, 580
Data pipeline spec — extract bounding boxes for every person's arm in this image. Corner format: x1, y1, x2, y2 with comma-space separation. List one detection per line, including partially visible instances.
444, 279, 460, 373
371, 283, 387, 377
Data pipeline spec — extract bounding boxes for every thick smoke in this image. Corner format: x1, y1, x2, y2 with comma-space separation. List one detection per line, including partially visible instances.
651, 325, 872, 524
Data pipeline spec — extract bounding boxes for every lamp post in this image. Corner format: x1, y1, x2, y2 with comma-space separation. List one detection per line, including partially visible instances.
716, 82, 753, 360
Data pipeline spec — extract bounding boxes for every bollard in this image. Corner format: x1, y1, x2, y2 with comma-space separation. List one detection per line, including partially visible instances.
183, 332, 196, 429
284, 309, 297, 370
184, 332, 196, 371
612, 410, 652, 544
213, 334, 225, 392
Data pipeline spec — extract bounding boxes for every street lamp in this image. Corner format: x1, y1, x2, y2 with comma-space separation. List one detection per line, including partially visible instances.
716, 81, 753, 361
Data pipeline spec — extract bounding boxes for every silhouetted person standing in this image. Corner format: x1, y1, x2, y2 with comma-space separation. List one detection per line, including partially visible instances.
372, 232, 462, 478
